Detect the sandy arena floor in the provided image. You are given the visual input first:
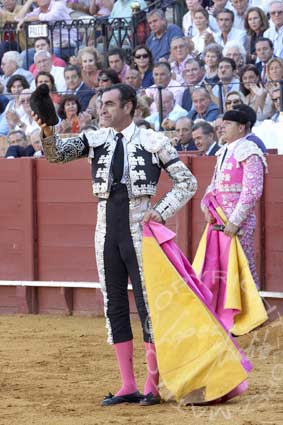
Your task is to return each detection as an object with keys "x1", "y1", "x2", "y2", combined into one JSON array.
[{"x1": 0, "y1": 314, "x2": 282, "y2": 425}]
